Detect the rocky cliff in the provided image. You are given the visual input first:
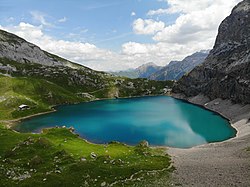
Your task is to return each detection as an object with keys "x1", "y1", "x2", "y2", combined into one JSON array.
[
  {"x1": 0, "y1": 30, "x2": 83, "y2": 69},
  {"x1": 173, "y1": 0, "x2": 250, "y2": 104},
  {"x1": 149, "y1": 50, "x2": 209, "y2": 81}
]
